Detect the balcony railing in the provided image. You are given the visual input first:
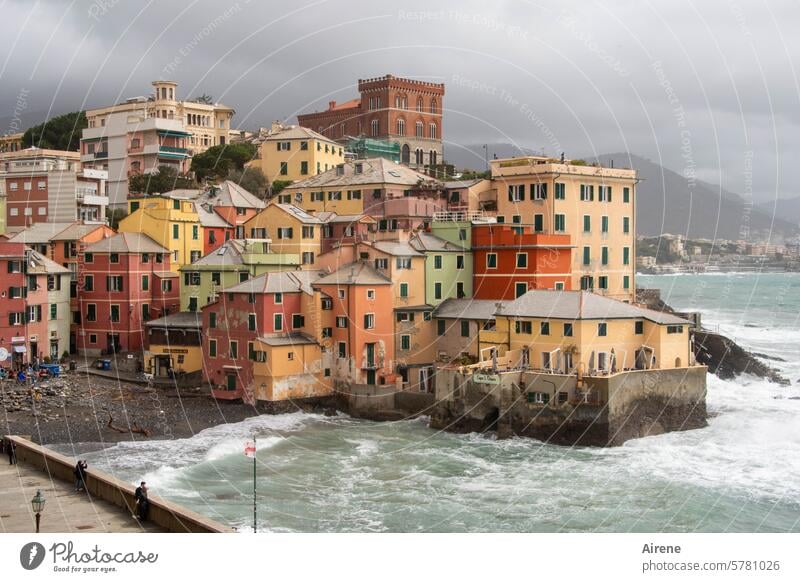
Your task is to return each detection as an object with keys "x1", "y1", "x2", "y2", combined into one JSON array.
[{"x1": 433, "y1": 210, "x2": 486, "y2": 222}]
